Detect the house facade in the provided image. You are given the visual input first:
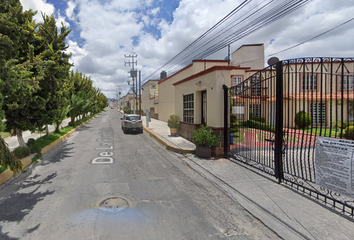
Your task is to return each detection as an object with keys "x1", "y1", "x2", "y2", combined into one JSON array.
[
  {"x1": 141, "y1": 80, "x2": 159, "y2": 118},
  {"x1": 139, "y1": 43, "x2": 354, "y2": 157},
  {"x1": 157, "y1": 59, "x2": 231, "y2": 122},
  {"x1": 231, "y1": 60, "x2": 354, "y2": 129}
]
